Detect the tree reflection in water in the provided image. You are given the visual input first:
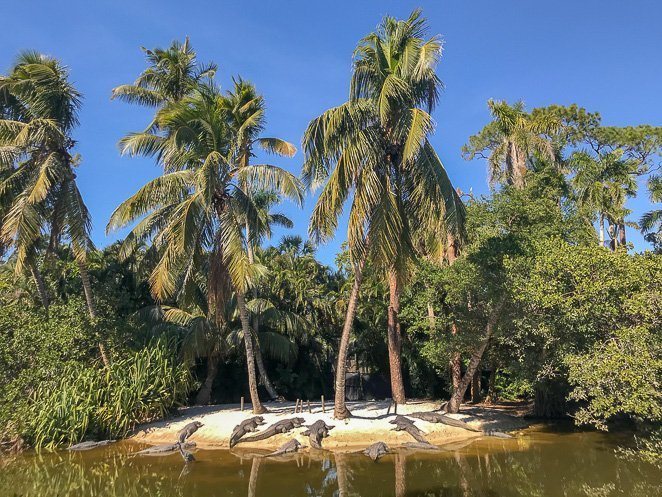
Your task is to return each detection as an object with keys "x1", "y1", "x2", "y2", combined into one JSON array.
[{"x1": 0, "y1": 433, "x2": 660, "y2": 497}]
